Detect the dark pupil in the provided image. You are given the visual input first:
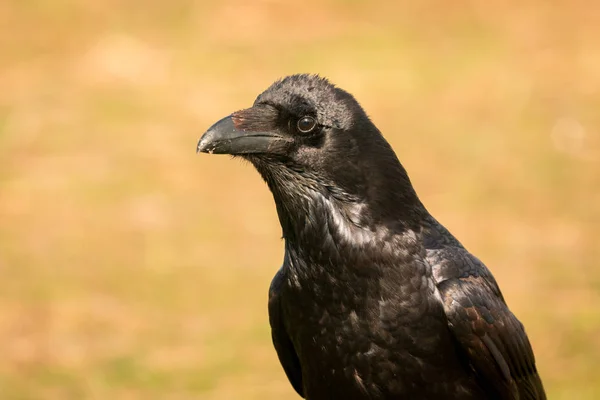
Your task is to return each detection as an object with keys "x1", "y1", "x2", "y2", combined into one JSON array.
[{"x1": 298, "y1": 117, "x2": 315, "y2": 132}]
